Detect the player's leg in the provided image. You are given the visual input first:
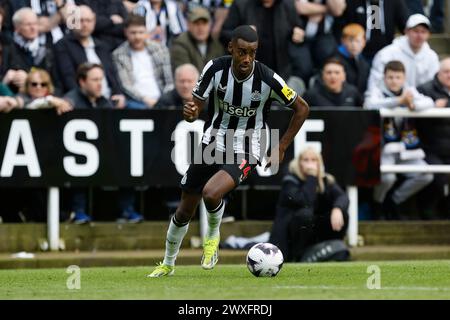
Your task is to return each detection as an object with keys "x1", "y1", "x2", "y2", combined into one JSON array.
[
  {"x1": 148, "y1": 191, "x2": 202, "y2": 277},
  {"x1": 200, "y1": 170, "x2": 236, "y2": 269},
  {"x1": 200, "y1": 157, "x2": 256, "y2": 269}
]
